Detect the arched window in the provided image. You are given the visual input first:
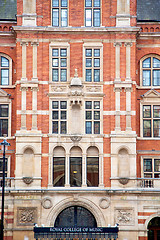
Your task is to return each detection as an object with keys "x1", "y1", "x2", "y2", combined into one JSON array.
[
  {"x1": 53, "y1": 146, "x2": 65, "y2": 187},
  {"x1": 0, "y1": 55, "x2": 12, "y2": 85},
  {"x1": 54, "y1": 206, "x2": 97, "y2": 227},
  {"x1": 87, "y1": 146, "x2": 99, "y2": 187},
  {"x1": 148, "y1": 217, "x2": 160, "y2": 240},
  {"x1": 70, "y1": 147, "x2": 82, "y2": 187},
  {"x1": 141, "y1": 55, "x2": 160, "y2": 86}
]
